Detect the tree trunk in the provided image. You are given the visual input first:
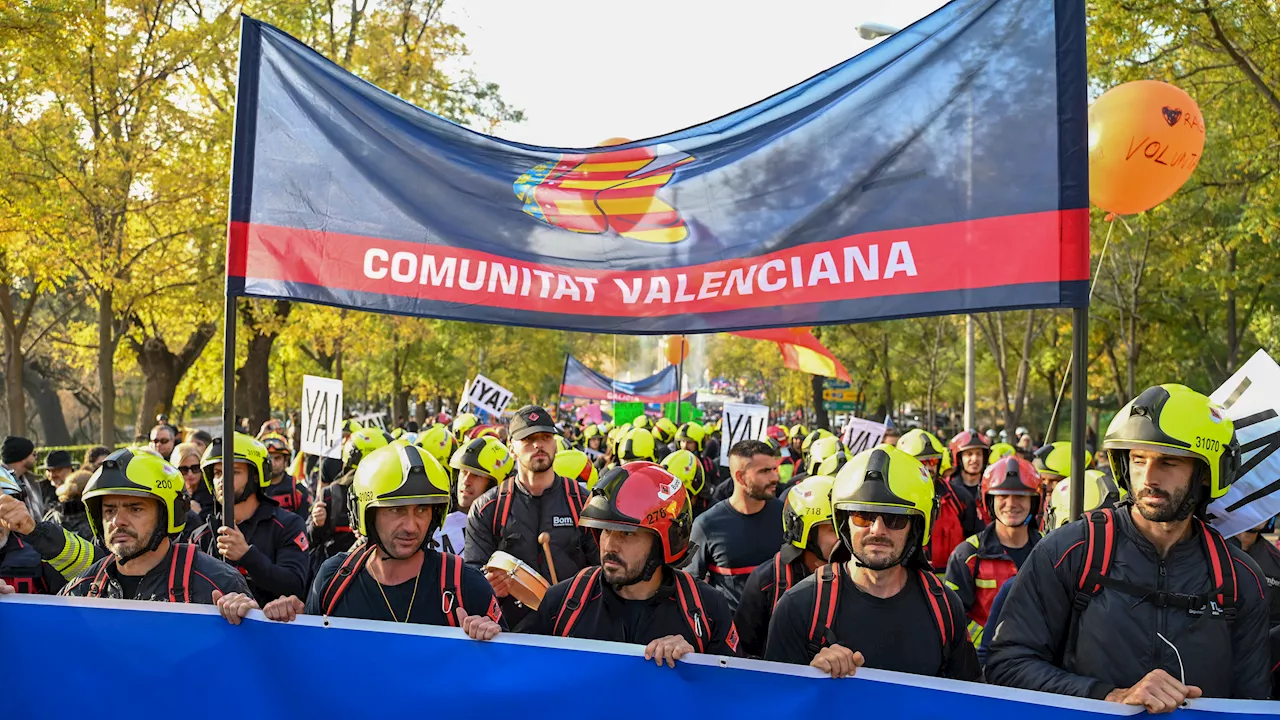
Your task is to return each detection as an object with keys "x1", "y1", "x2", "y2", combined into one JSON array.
[
  {"x1": 0, "y1": 288, "x2": 36, "y2": 438},
  {"x1": 131, "y1": 323, "x2": 217, "y2": 432},
  {"x1": 22, "y1": 360, "x2": 71, "y2": 446},
  {"x1": 1007, "y1": 310, "x2": 1037, "y2": 431},
  {"x1": 98, "y1": 290, "x2": 117, "y2": 445},
  {"x1": 414, "y1": 395, "x2": 428, "y2": 426},
  {"x1": 235, "y1": 301, "x2": 292, "y2": 431},
  {"x1": 3, "y1": 323, "x2": 23, "y2": 438},
  {"x1": 811, "y1": 373, "x2": 829, "y2": 430}
]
